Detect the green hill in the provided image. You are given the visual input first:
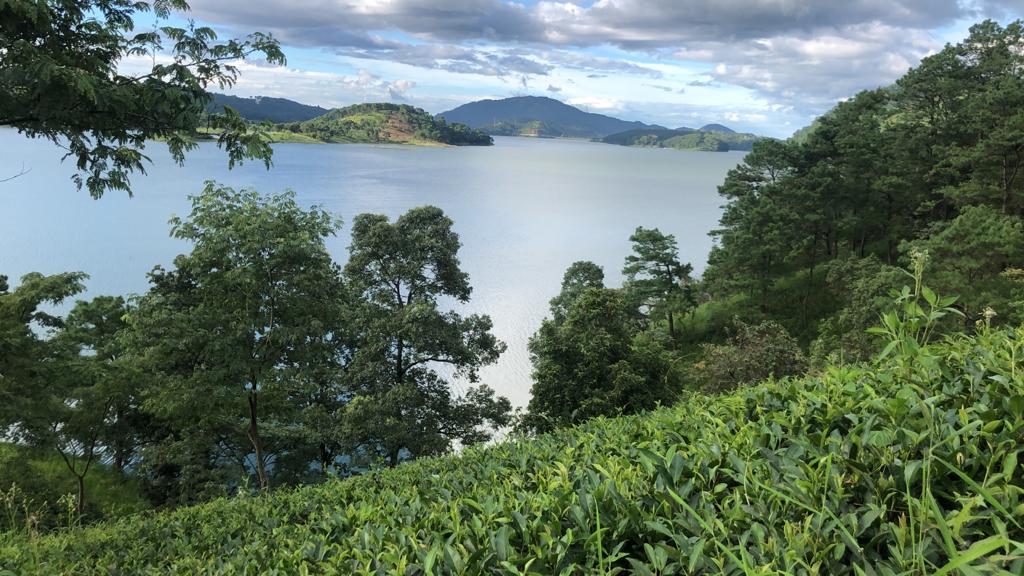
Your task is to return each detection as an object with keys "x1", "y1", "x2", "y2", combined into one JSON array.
[
  {"x1": 438, "y1": 96, "x2": 665, "y2": 138},
  {"x1": 4, "y1": 325, "x2": 1022, "y2": 574},
  {"x1": 601, "y1": 127, "x2": 761, "y2": 151},
  {"x1": 206, "y1": 94, "x2": 329, "y2": 123},
  {"x1": 275, "y1": 103, "x2": 493, "y2": 146}
]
